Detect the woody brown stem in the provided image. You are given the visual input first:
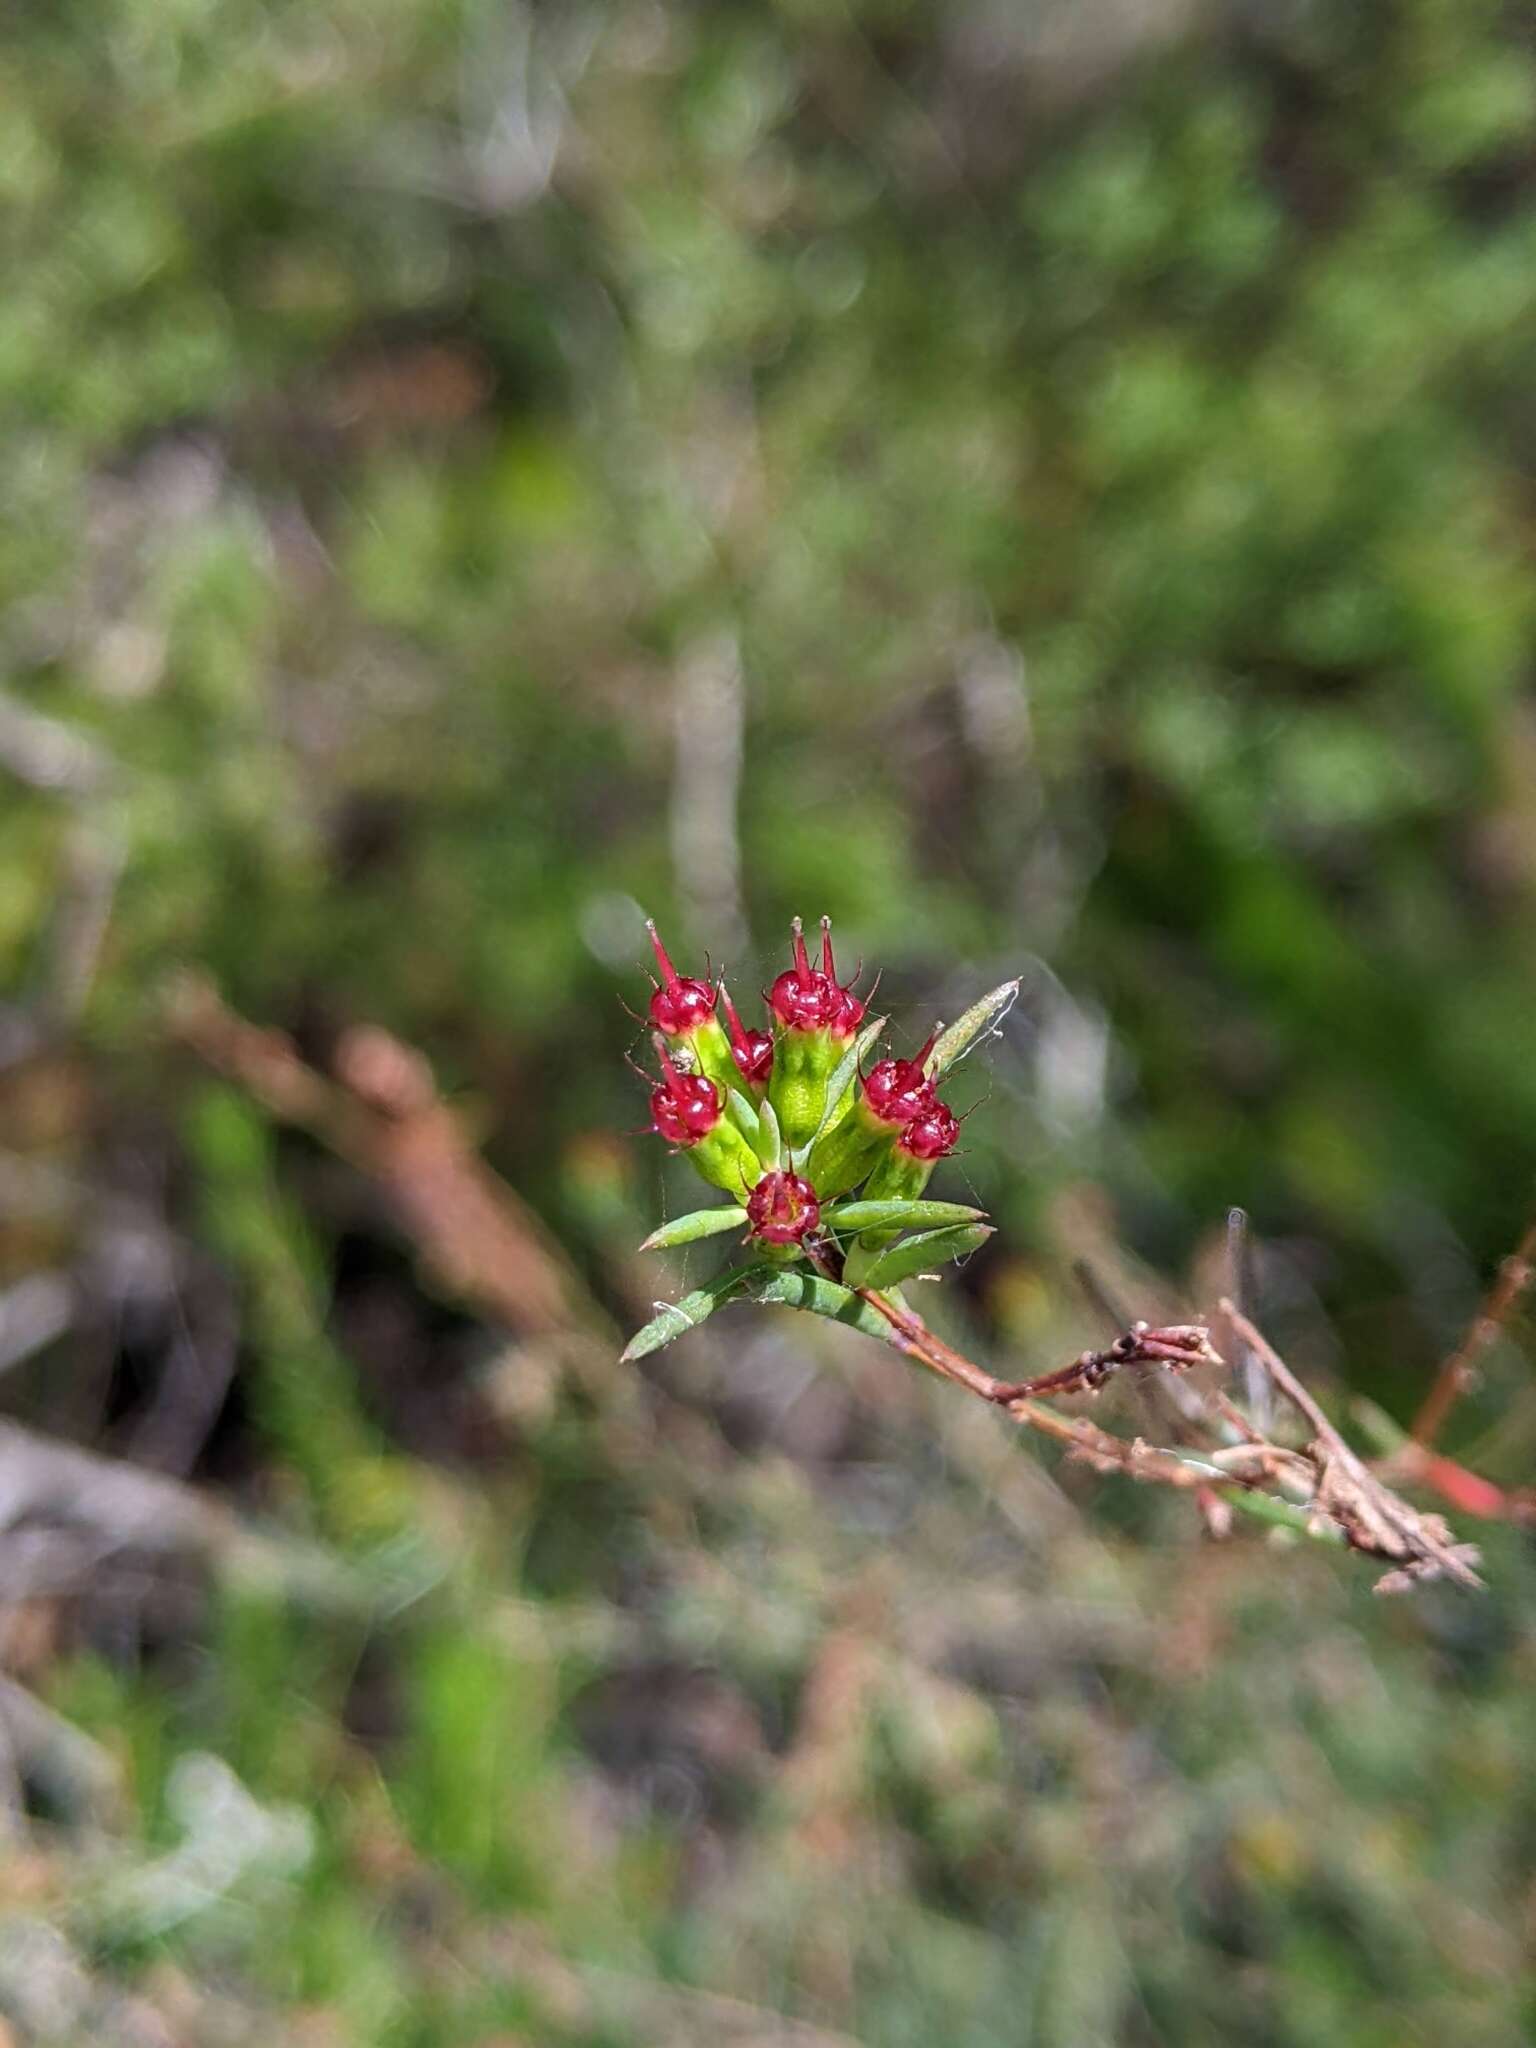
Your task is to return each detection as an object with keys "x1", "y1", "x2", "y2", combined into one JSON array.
[
  {"x1": 855, "y1": 1290, "x2": 1213, "y2": 1481},
  {"x1": 853, "y1": 1287, "x2": 1484, "y2": 1589}
]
